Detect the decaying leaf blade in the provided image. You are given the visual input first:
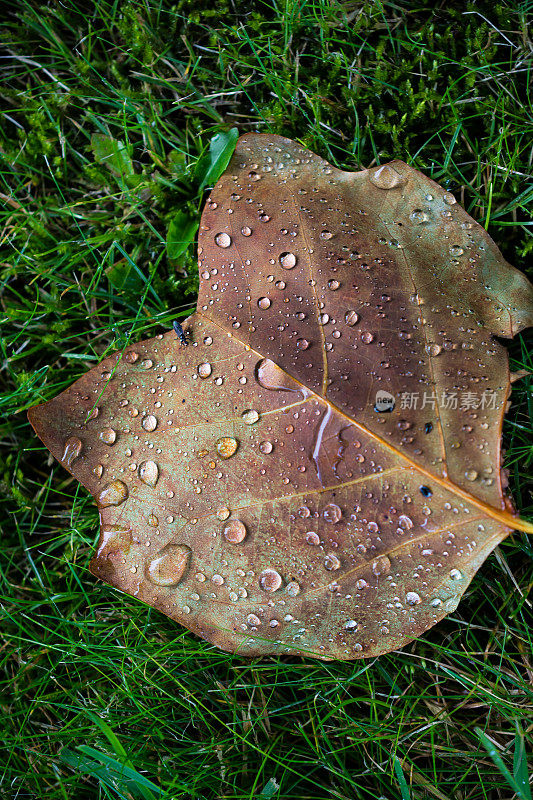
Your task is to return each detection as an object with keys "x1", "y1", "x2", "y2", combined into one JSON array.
[{"x1": 28, "y1": 134, "x2": 533, "y2": 660}]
